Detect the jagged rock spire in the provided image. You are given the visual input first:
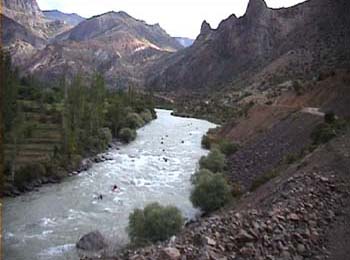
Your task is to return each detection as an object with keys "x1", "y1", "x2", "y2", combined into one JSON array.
[
  {"x1": 200, "y1": 20, "x2": 212, "y2": 35},
  {"x1": 245, "y1": 0, "x2": 268, "y2": 16}
]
